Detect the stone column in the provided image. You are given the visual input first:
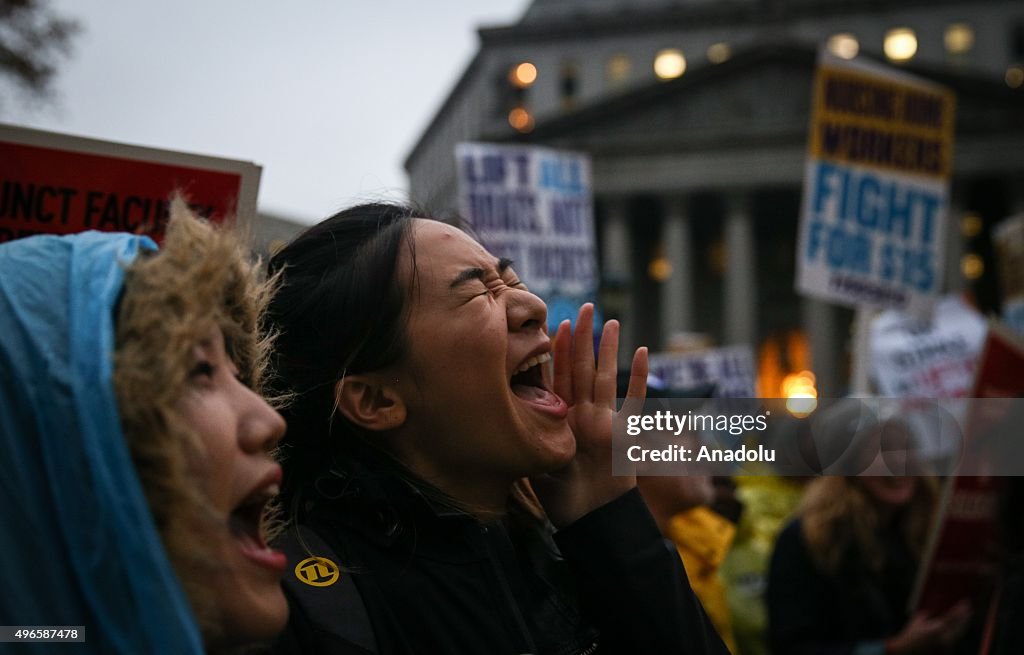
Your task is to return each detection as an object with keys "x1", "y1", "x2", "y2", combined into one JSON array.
[
  {"x1": 661, "y1": 196, "x2": 695, "y2": 344},
  {"x1": 801, "y1": 297, "x2": 839, "y2": 398},
  {"x1": 601, "y1": 197, "x2": 635, "y2": 357},
  {"x1": 724, "y1": 193, "x2": 756, "y2": 348},
  {"x1": 944, "y1": 194, "x2": 966, "y2": 294}
]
